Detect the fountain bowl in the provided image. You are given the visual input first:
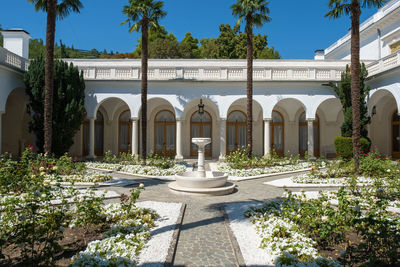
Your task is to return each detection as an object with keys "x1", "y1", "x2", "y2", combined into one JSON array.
[
  {"x1": 169, "y1": 171, "x2": 235, "y2": 196},
  {"x1": 174, "y1": 171, "x2": 228, "y2": 188}
]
